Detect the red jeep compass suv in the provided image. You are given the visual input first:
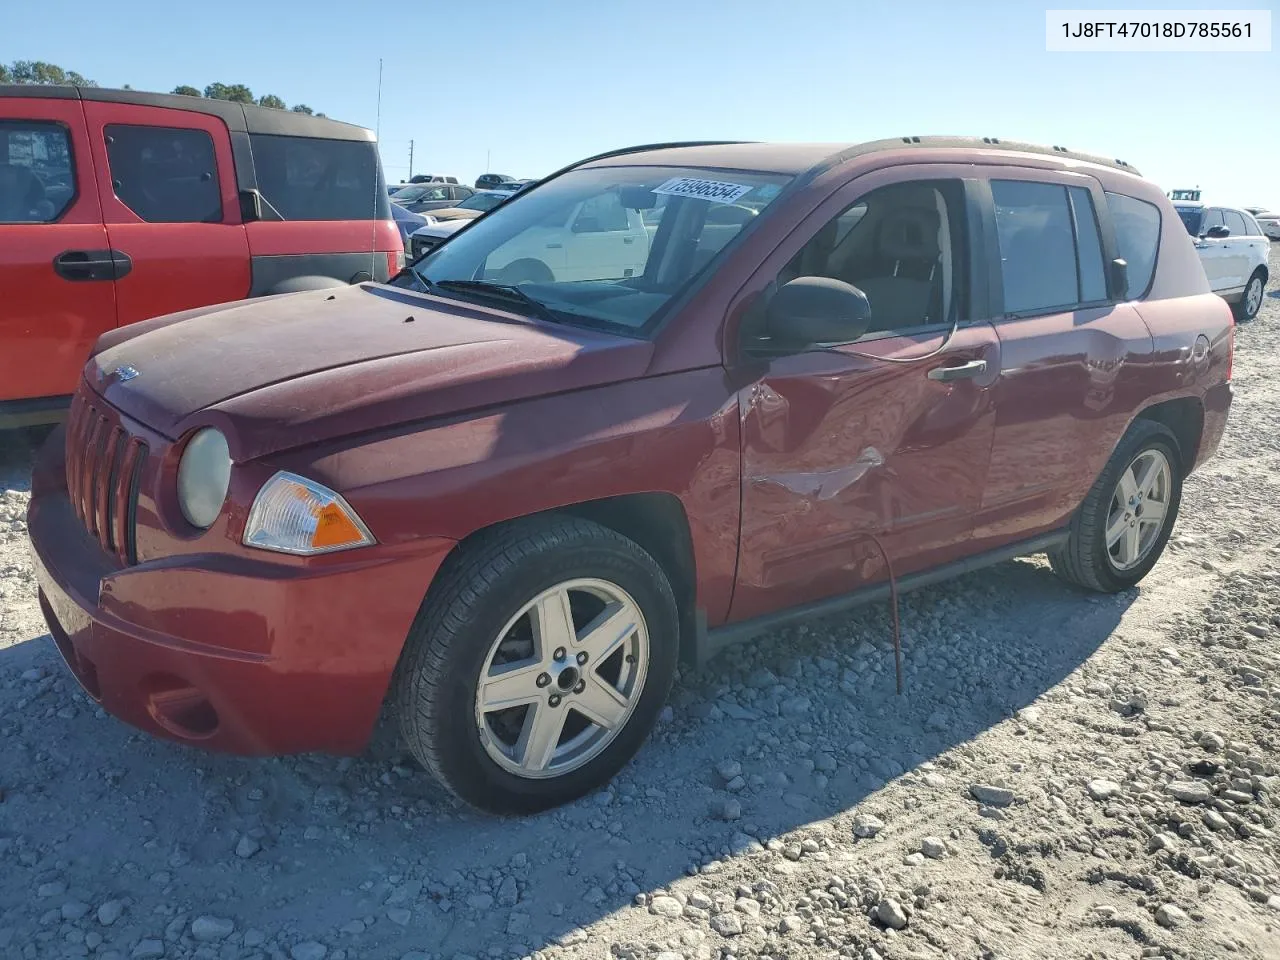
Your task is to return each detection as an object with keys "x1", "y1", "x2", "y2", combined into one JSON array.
[
  {"x1": 0, "y1": 85, "x2": 401, "y2": 428},
  {"x1": 28, "y1": 138, "x2": 1233, "y2": 814}
]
